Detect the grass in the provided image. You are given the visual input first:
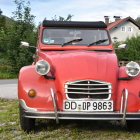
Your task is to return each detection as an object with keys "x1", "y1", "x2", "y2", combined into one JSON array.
[
  {"x1": 0, "y1": 54, "x2": 17, "y2": 79},
  {"x1": 1, "y1": 99, "x2": 140, "y2": 140},
  {"x1": 0, "y1": 69, "x2": 17, "y2": 79}
]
